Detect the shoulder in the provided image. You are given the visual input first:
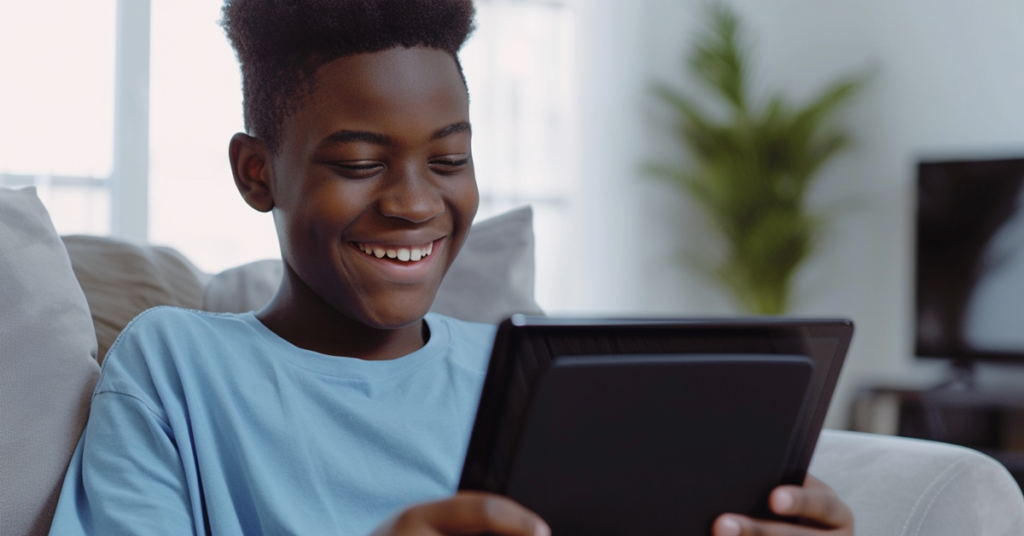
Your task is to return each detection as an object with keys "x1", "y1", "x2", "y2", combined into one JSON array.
[
  {"x1": 96, "y1": 307, "x2": 257, "y2": 401},
  {"x1": 112, "y1": 306, "x2": 251, "y2": 342},
  {"x1": 428, "y1": 312, "x2": 498, "y2": 344},
  {"x1": 106, "y1": 306, "x2": 264, "y2": 360},
  {"x1": 104, "y1": 306, "x2": 261, "y2": 367},
  {"x1": 425, "y1": 313, "x2": 497, "y2": 372}
]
